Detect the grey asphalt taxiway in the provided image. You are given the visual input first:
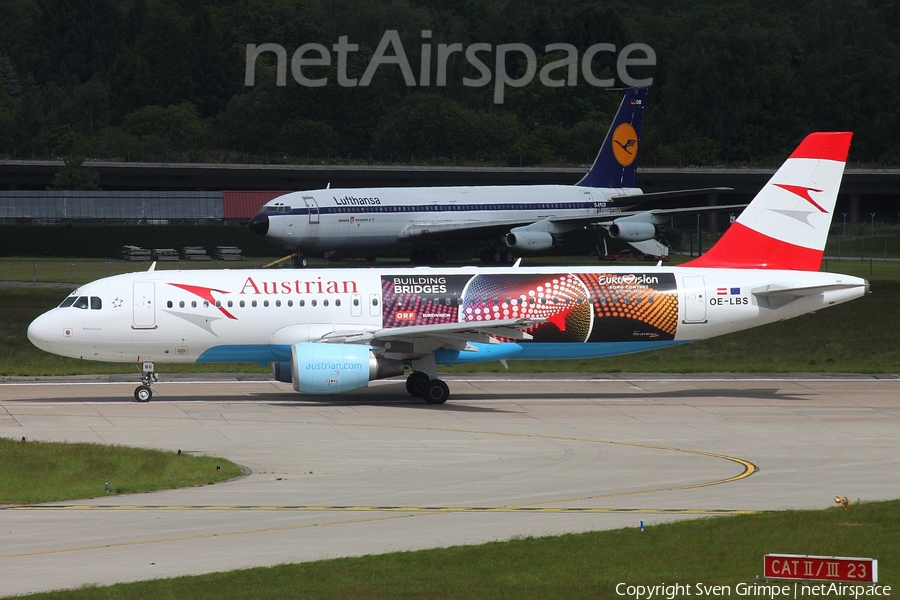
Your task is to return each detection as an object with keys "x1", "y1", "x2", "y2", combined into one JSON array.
[{"x1": 1, "y1": 373, "x2": 899, "y2": 597}]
